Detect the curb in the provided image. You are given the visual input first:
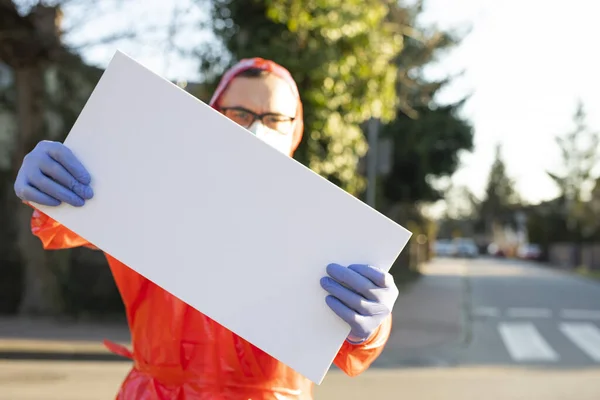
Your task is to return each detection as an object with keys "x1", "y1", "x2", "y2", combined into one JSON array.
[
  {"x1": 0, "y1": 339, "x2": 131, "y2": 362},
  {"x1": 0, "y1": 351, "x2": 129, "y2": 362}
]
